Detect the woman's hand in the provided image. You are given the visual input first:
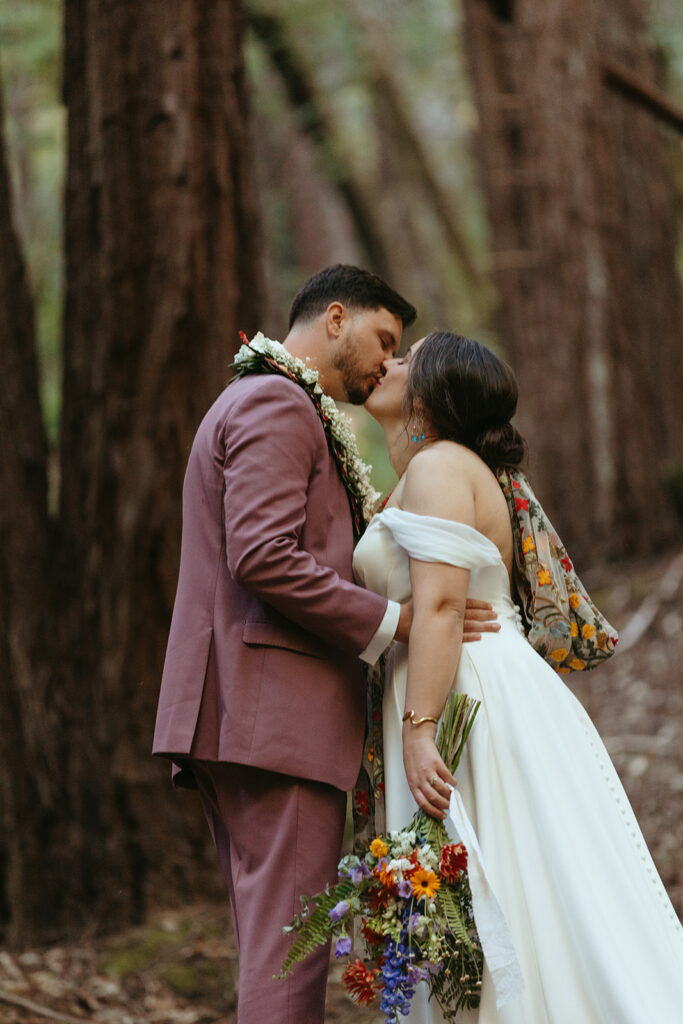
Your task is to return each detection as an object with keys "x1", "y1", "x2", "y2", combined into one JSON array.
[{"x1": 403, "y1": 726, "x2": 456, "y2": 819}]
